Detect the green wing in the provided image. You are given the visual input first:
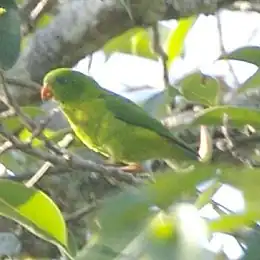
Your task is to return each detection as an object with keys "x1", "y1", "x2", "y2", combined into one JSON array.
[{"x1": 99, "y1": 91, "x2": 197, "y2": 155}]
